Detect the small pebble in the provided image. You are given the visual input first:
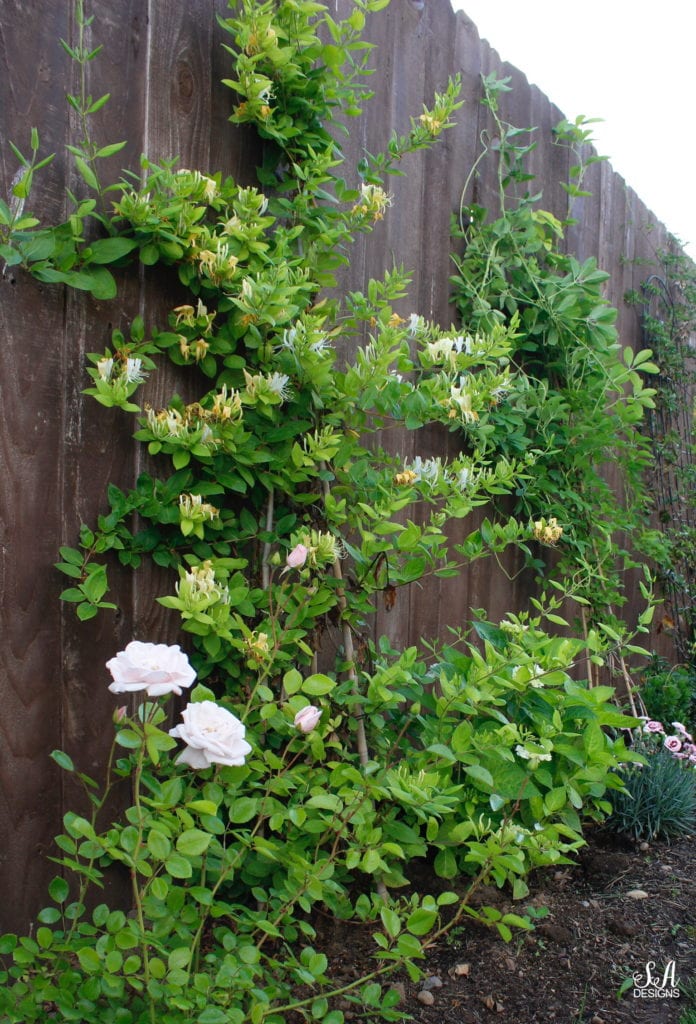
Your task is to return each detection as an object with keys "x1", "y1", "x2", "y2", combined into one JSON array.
[
  {"x1": 422, "y1": 974, "x2": 443, "y2": 990},
  {"x1": 626, "y1": 889, "x2": 649, "y2": 899},
  {"x1": 417, "y1": 989, "x2": 435, "y2": 1006},
  {"x1": 639, "y1": 841, "x2": 650, "y2": 852}
]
